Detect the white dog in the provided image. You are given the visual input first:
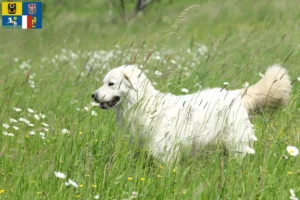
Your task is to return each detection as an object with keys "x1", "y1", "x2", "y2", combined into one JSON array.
[{"x1": 92, "y1": 64, "x2": 291, "y2": 162}]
